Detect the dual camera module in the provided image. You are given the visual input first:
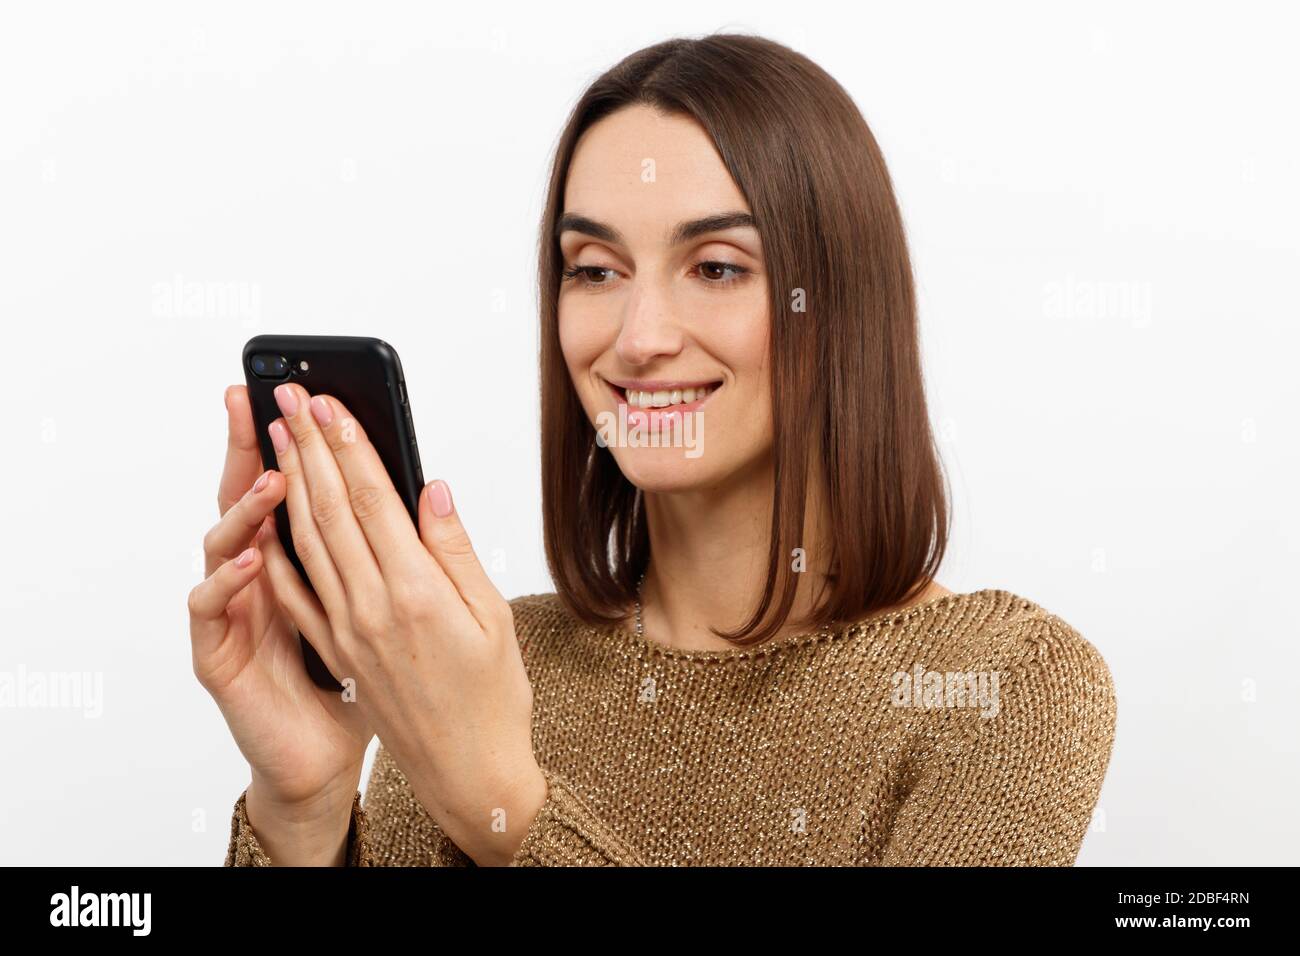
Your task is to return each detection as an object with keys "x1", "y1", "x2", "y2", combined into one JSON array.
[{"x1": 249, "y1": 353, "x2": 309, "y2": 381}]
